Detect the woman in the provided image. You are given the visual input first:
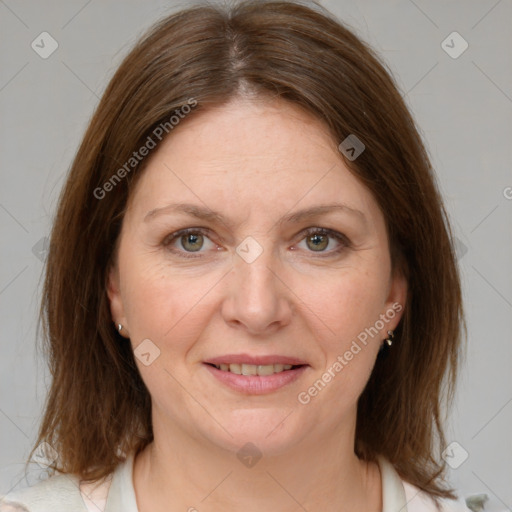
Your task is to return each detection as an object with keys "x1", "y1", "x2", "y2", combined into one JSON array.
[{"x1": 1, "y1": 1, "x2": 470, "y2": 511}]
